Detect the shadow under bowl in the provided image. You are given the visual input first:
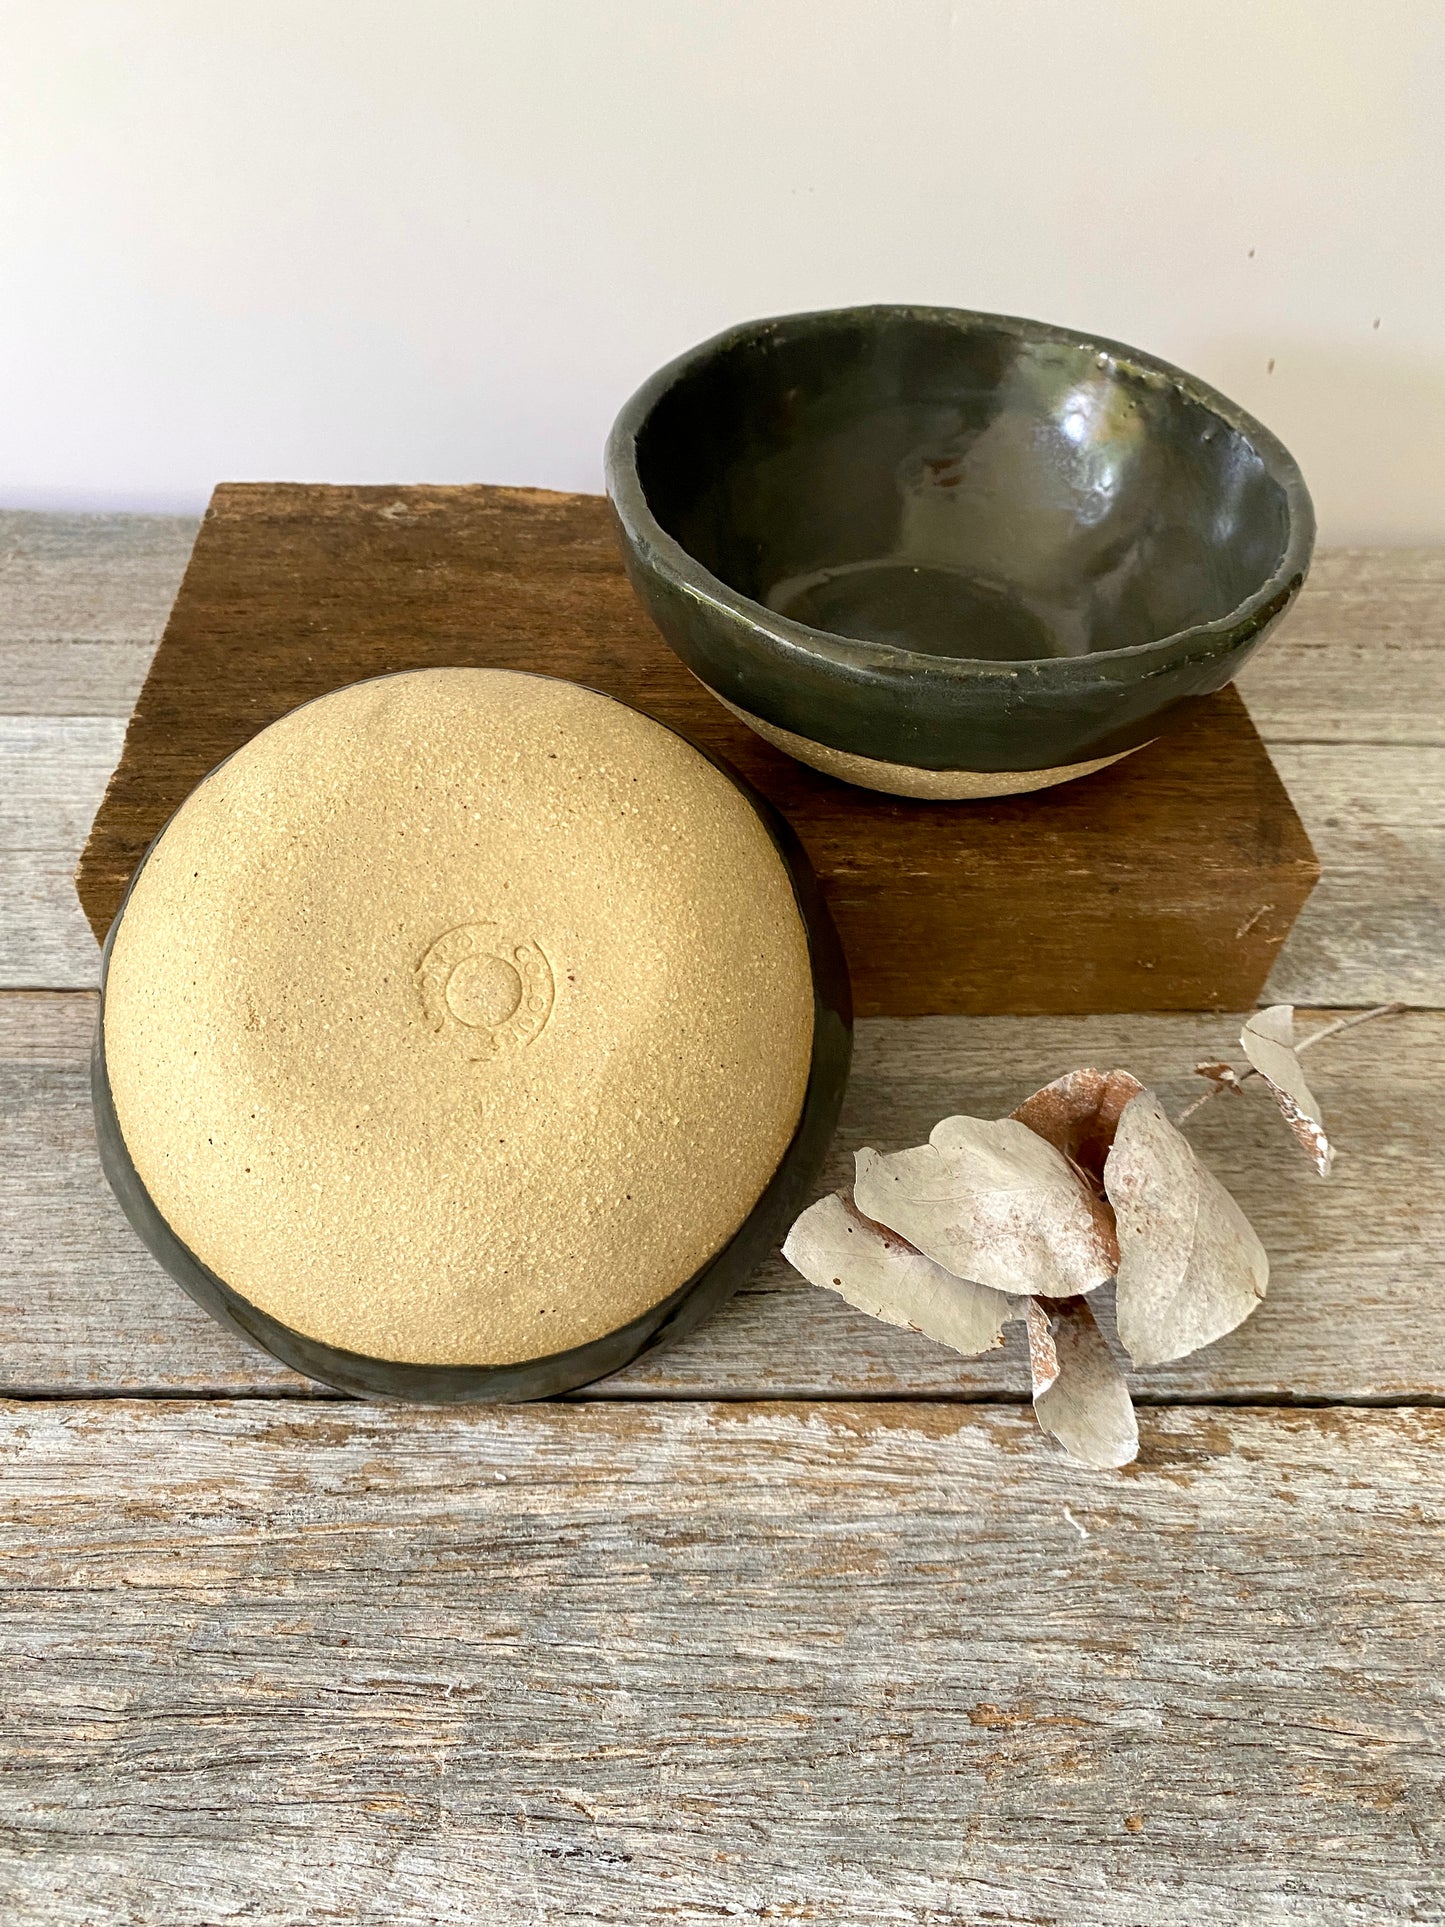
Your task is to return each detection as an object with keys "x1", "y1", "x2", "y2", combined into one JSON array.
[{"x1": 606, "y1": 306, "x2": 1314, "y2": 797}]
